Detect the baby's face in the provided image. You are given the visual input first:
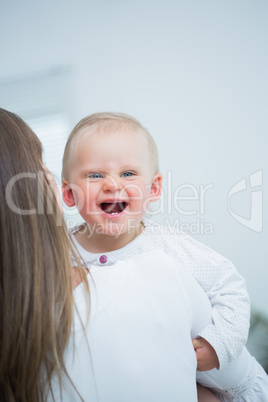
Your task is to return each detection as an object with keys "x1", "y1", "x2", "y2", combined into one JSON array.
[{"x1": 63, "y1": 126, "x2": 160, "y2": 237}]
